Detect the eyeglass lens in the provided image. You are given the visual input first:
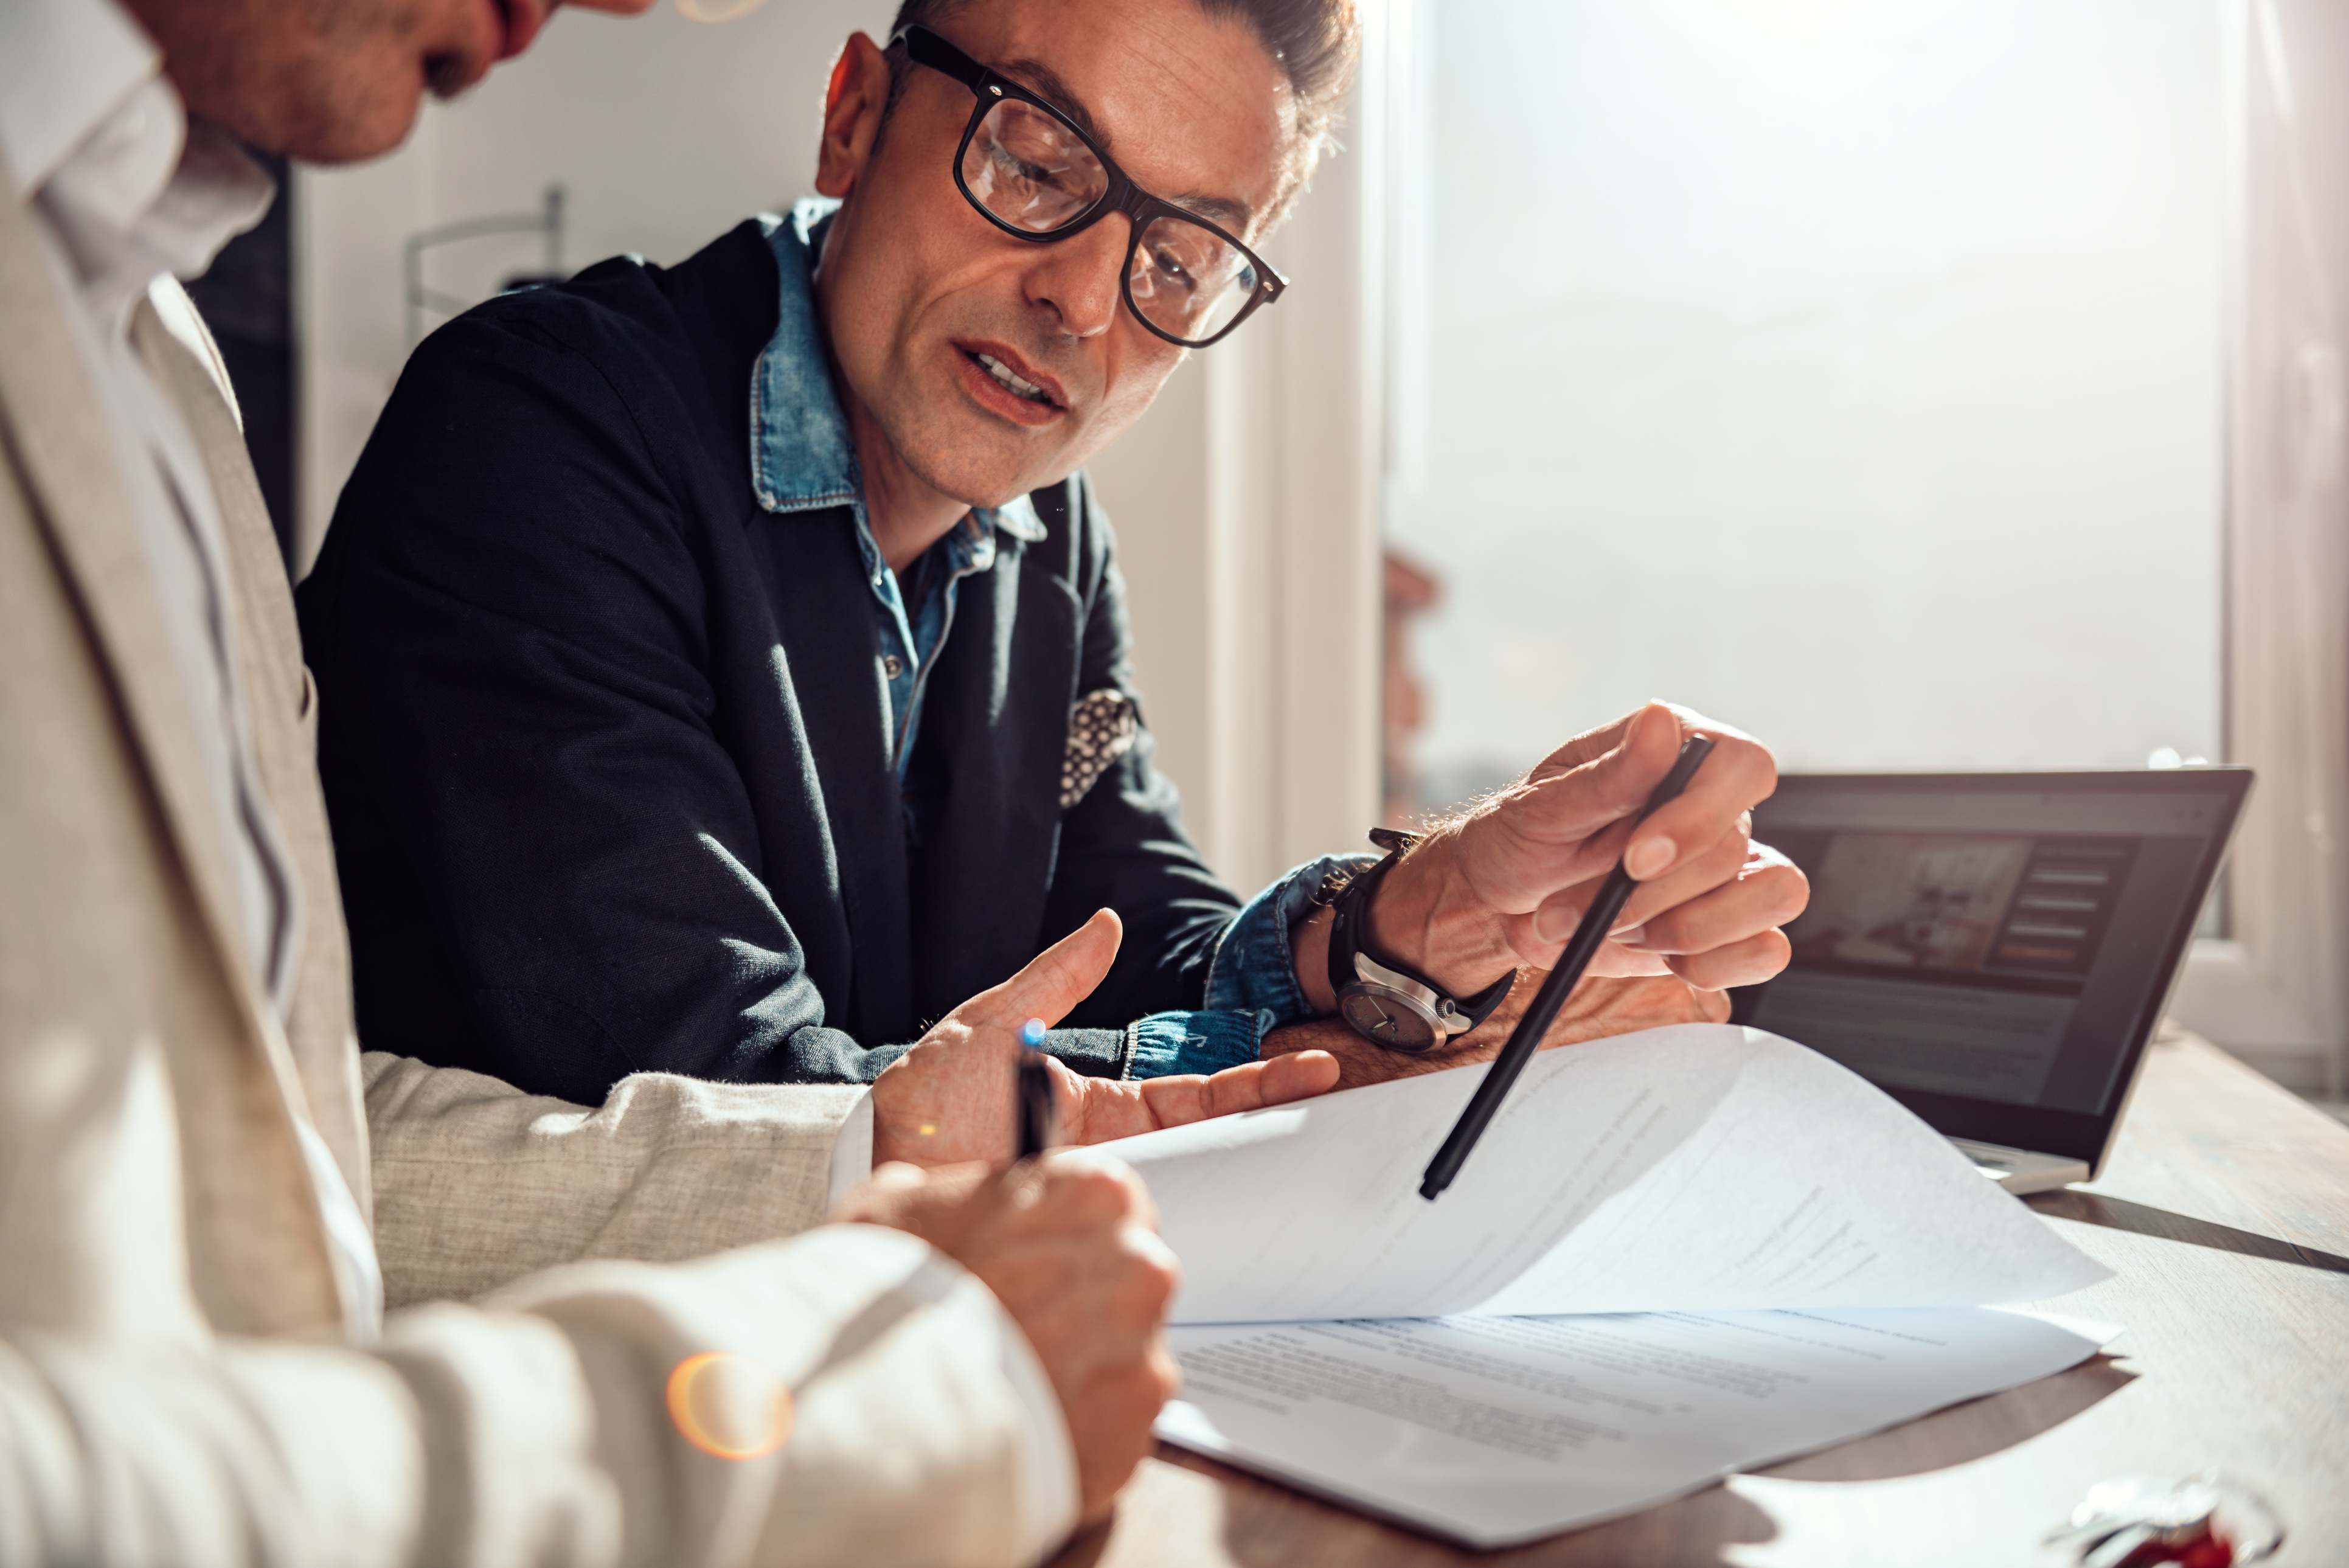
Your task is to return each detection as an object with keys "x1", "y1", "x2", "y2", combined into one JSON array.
[{"x1": 961, "y1": 97, "x2": 1263, "y2": 345}]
